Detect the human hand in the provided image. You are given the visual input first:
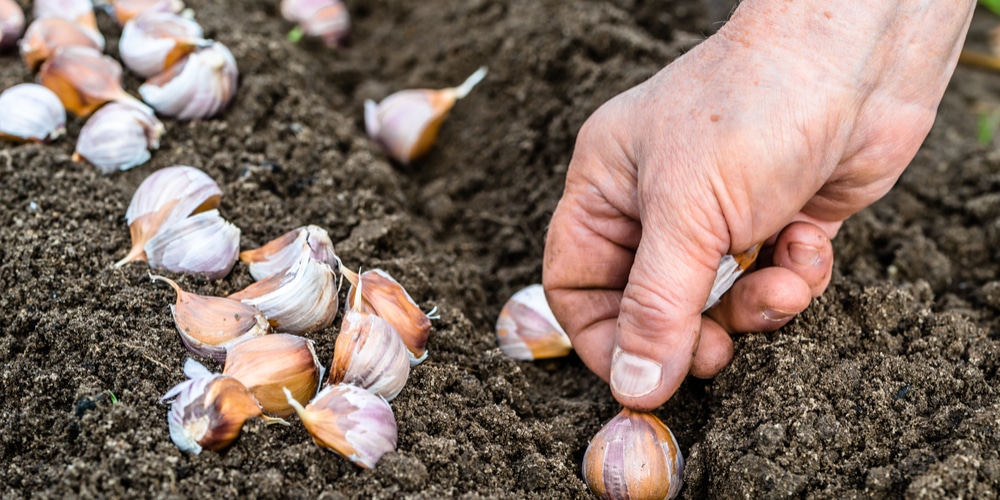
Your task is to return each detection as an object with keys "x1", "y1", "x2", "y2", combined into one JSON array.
[{"x1": 543, "y1": 0, "x2": 975, "y2": 411}]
